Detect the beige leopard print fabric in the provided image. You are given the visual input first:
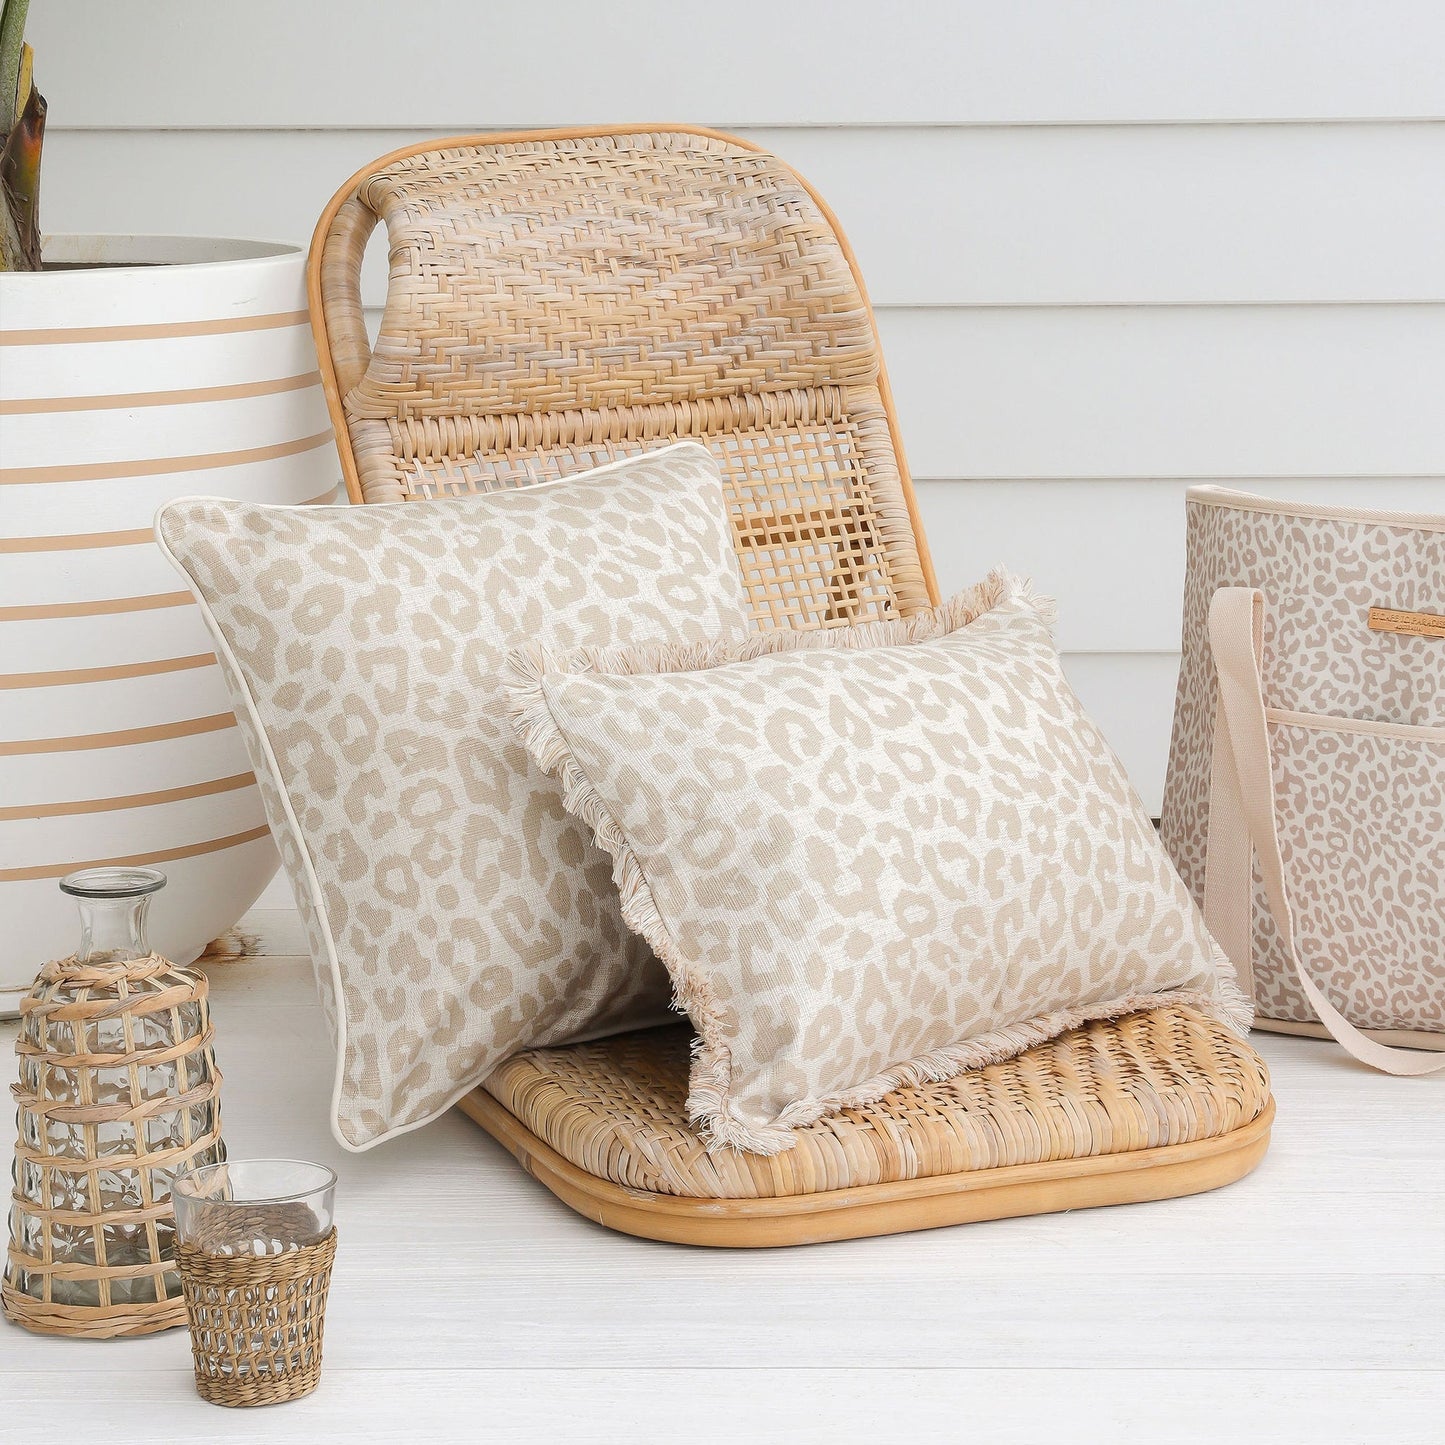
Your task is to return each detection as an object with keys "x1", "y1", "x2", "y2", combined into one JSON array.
[
  {"x1": 155, "y1": 442, "x2": 753, "y2": 1148},
  {"x1": 509, "y1": 572, "x2": 1251, "y2": 1155},
  {"x1": 1161, "y1": 488, "x2": 1445, "y2": 1034},
  {"x1": 1266, "y1": 719, "x2": 1445, "y2": 1032}
]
